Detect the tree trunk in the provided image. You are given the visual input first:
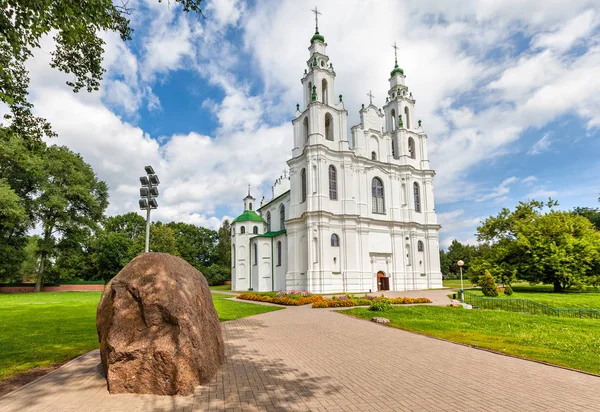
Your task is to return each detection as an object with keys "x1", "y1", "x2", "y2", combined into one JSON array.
[
  {"x1": 553, "y1": 280, "x2": 562, "y2": 293},
  {"x1": 35, "y1": 252, "x2": 45, "y2": 293}
]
